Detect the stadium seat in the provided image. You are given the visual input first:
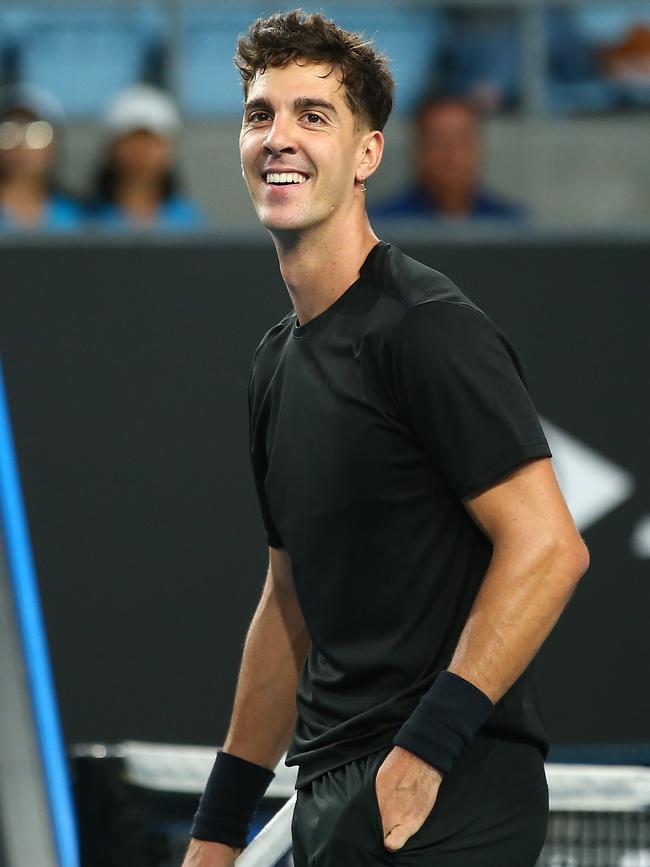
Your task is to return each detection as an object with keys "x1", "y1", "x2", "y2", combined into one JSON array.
[
  {"x1": 435, "y1": 9, "x2": 521, "y2": 110},
  {"x1": 180, "y1": 4, "x2": 446, "y2": 116},
  {"x1": 318, "y1": 5, "x2": 447, "y2": 113},
  {"x1": 1, "y1": 4, "x2": 165, "y2": 116},
  {"x1": 180, "y1": 5, "x2": 264, "y2": 116},
  {"x1": 546, "y1": 6, "x2": 650, "y2": 114}
]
